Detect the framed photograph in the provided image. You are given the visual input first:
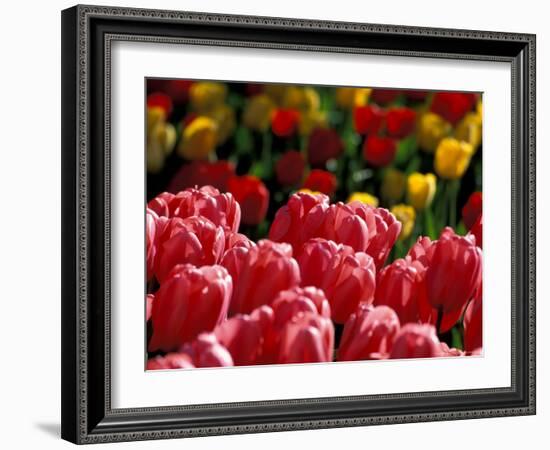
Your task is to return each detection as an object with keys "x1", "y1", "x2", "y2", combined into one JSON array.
[{"x1": 61, "y1": 4, "x2": 536, "y2": 444}]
